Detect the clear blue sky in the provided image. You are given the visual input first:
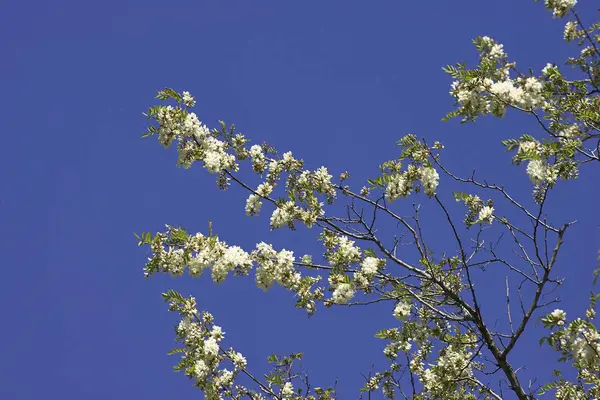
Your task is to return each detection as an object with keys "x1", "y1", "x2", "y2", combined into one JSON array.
[{"x1": 2, "y1": 0, "x2": 599, "y2": 398}]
